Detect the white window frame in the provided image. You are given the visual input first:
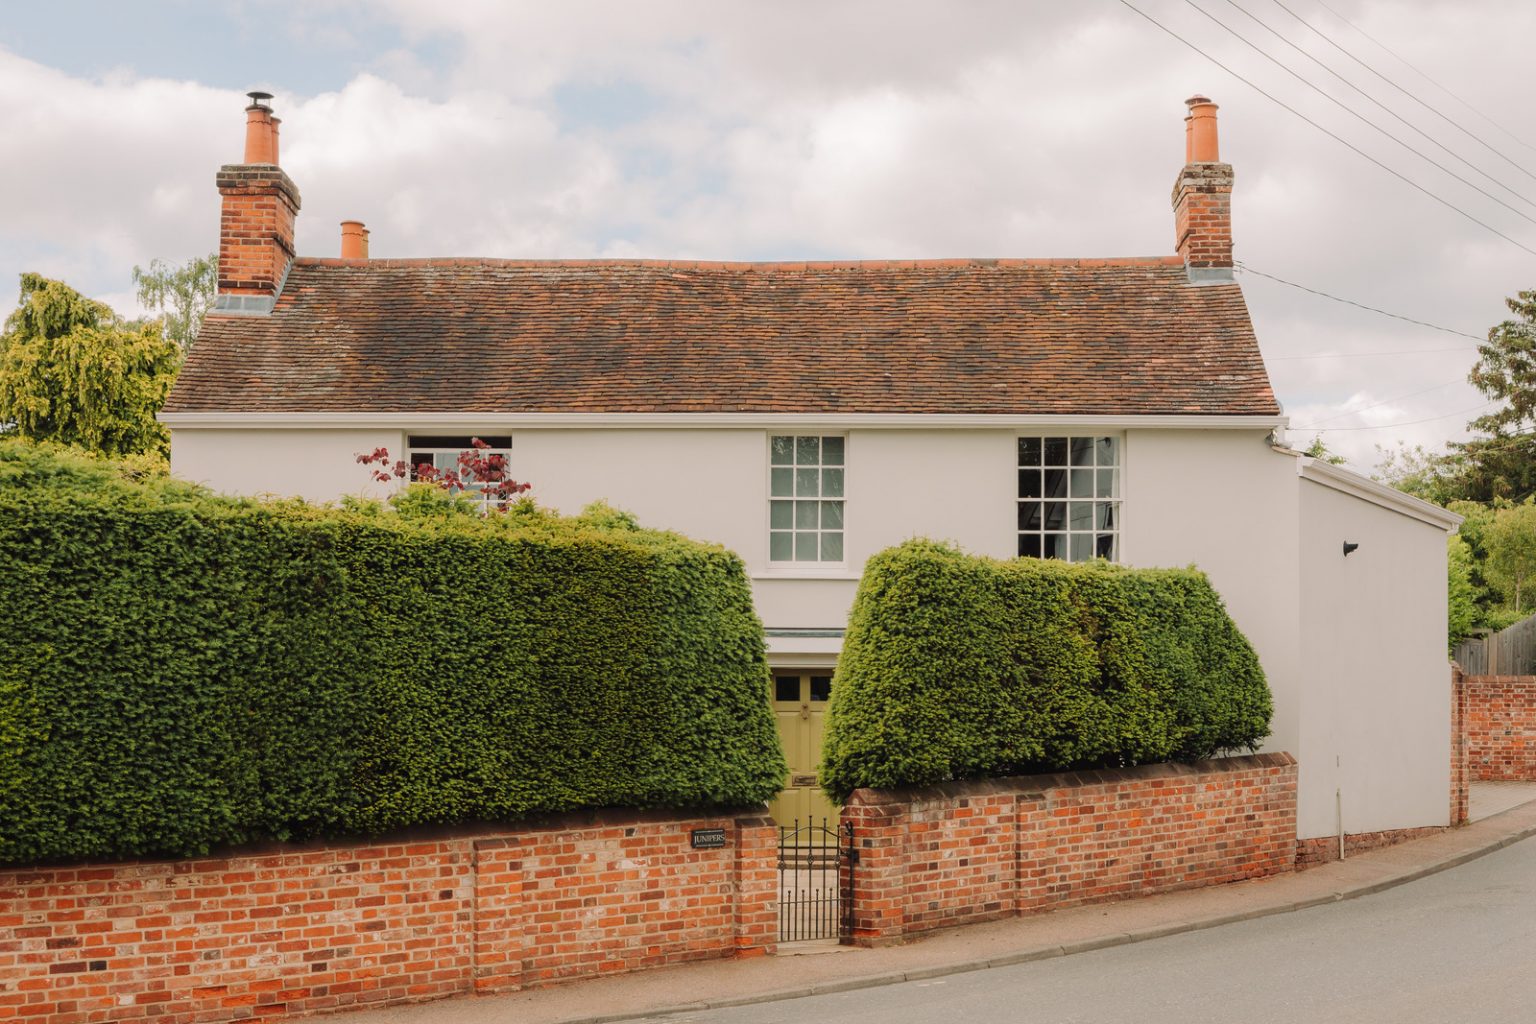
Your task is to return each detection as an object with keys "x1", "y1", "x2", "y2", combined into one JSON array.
[
  {"x1": 766, "y1": 433, "x2": 848, "y2": 568},
  {"x1": 1016, "y1": 434, "x2": 1122, "y2": 562},
  {"x1": 405, "y1": 434, "x2": 515, "y2": 506}
]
